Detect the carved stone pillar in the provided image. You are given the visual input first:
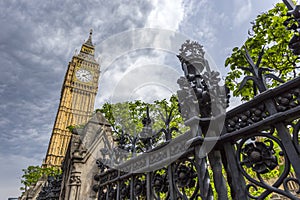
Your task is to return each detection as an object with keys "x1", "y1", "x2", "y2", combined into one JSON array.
[{"x1": 68, "y1": 173, "x2": 82, "y2": 200}]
